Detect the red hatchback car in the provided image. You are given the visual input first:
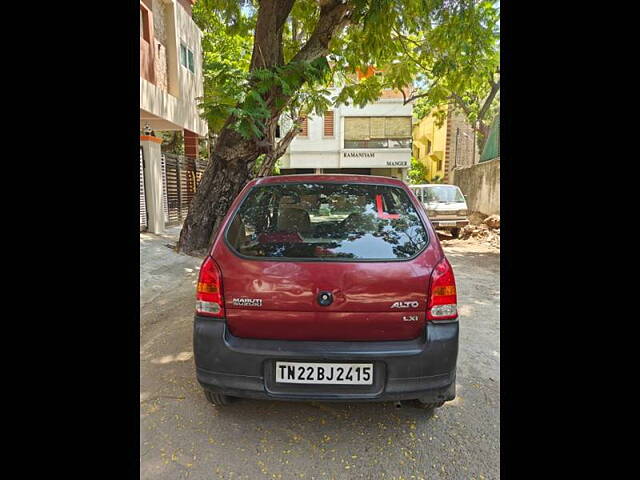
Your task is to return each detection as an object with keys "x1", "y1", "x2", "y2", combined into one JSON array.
[{"x1": 193, "y1": 175, "x2": 458, "y2": 410}]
